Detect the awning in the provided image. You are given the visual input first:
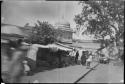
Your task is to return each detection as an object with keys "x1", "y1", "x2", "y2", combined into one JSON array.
[
  {"x1": 55, "y1": 42, "x2": 73, "y2": 49},
  {"x1": 48, "y1": 44, "x2": 72, "y2": 51},
  {"x1": 67, "y1": 42, "x2": 101, "y2": 50},
  {"x1": 31, "y1": 44, "x2": 73, "y2": 51}
]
